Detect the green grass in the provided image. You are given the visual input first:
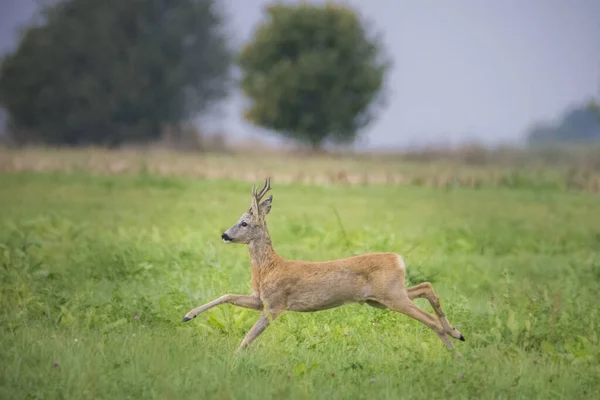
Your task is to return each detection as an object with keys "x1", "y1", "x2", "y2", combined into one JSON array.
[{"x1": 1, "y1": 171, "x2": 599, "y2": 399}]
